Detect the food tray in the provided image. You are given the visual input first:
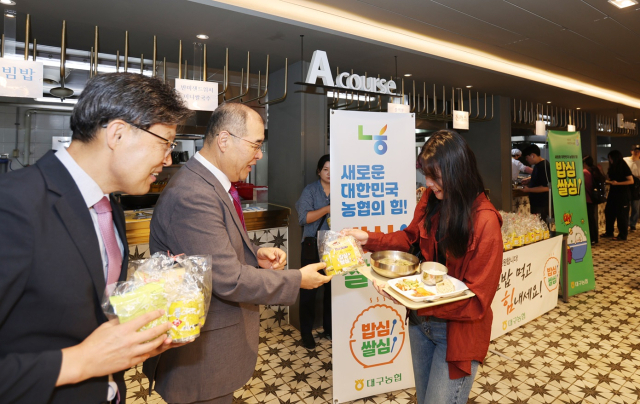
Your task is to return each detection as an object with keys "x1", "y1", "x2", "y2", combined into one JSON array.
[
  {"x1": 388, "y1": 274, "x2": 468, "y2": 302},
  {"x1": 358, "y1": 265, "x2": 475, "y2": 310}
]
